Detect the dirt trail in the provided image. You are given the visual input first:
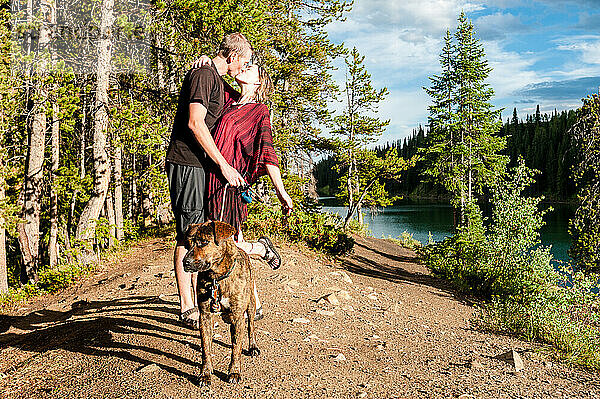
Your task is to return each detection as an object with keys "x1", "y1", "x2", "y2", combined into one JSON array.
[{"x1": 1, "y1": 235, "x2": 598, "y2": 399}]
